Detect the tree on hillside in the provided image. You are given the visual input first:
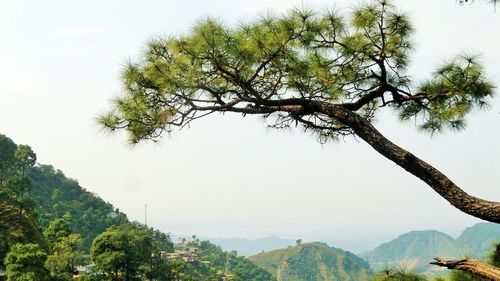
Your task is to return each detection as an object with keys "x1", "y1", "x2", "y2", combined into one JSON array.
[
  {"x1": 44, "y1": 219, "x2": 83, "y2": 280},
  {"x1": 14, "y1": 145, "x2": 36, "y2": 176},
  {"x1": 4, "y1": 243, "x2": 49, "y2": 281},
  {"x1": 90, "y1": 223, "x2": 152, "y2": 281},
  {"x1": 44, "y1": 218, "x2": 72, "y2": 247},
  {"x1": 0, "y1": 141, "x2": 37, "y2": 214},
  {"x1": 99, "y1": 0, "x2": 499, "y2": 279},
  {"x1": 0, "y1": 135, "x2": 17, "y2": 188}
]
